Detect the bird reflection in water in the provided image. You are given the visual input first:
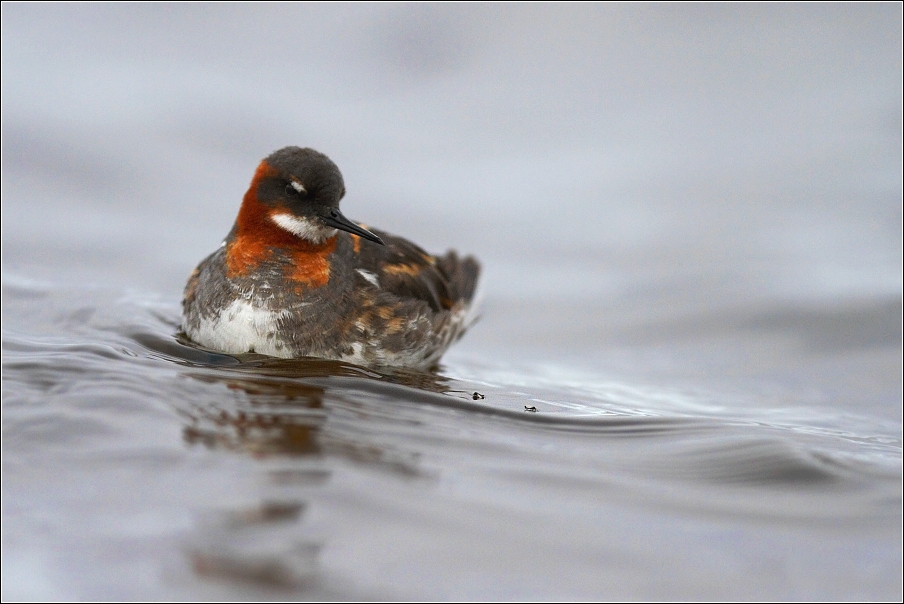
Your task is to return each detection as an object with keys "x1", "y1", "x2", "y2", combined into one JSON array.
[
  {"x1": 182, "y1": 374, "x2": 325, "y2": 456},
  {"x1": 178, "y1": 355, "x2": 450, "y2": 468},
  {"x1": 176, "y1": 356, "x2": 450, "y2": 589}
]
